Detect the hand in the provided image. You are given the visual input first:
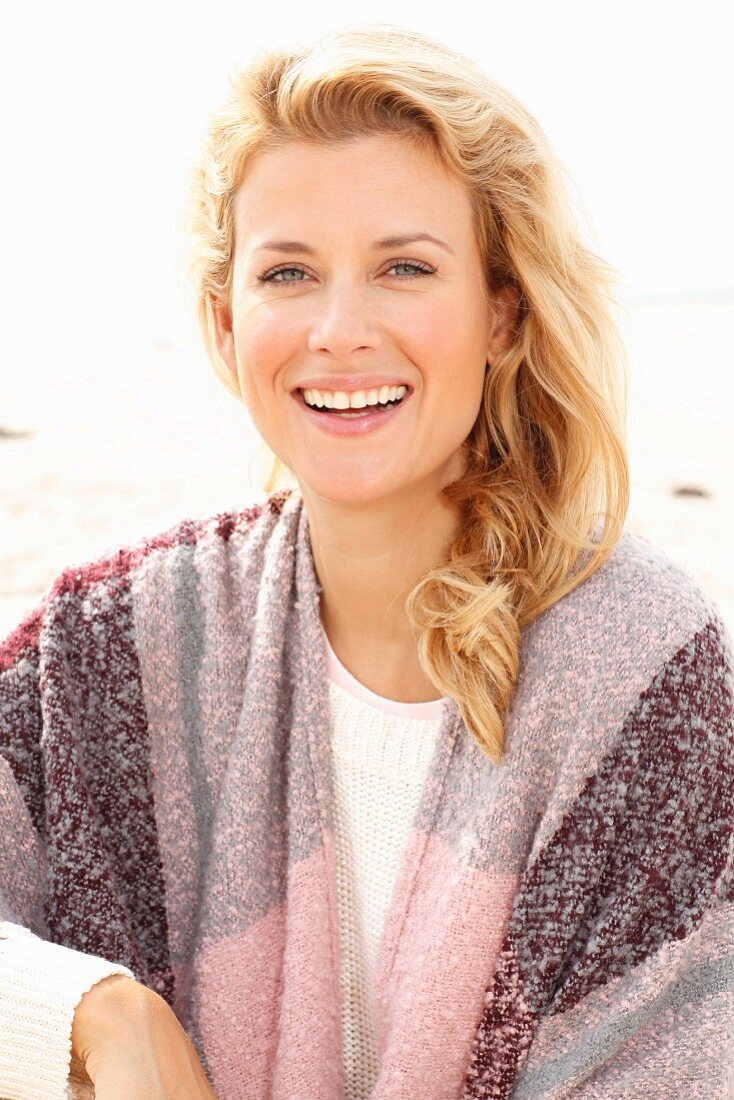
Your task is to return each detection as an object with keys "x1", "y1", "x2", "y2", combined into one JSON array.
[{"x1": 71, "y1": 973, "x2": 218, "y2": 1099}]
